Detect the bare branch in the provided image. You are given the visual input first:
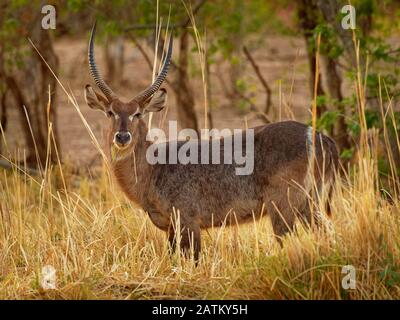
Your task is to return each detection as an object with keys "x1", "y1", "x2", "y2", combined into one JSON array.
[
  {"x1": 243, "y1": 46, "x2": 273, "y2": 115},
  {"x1": 235, "y1": 89, "x2": 271, "y2": 124},
  {"x1": 126, "y1": 33, "x2": 174, "y2": 87}
]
